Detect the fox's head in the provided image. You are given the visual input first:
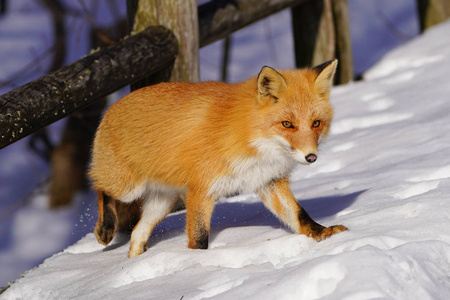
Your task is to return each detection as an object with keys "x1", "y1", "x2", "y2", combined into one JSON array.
[{"x1": 253, "y1": 59, "x2": 337, "y2": 165}]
